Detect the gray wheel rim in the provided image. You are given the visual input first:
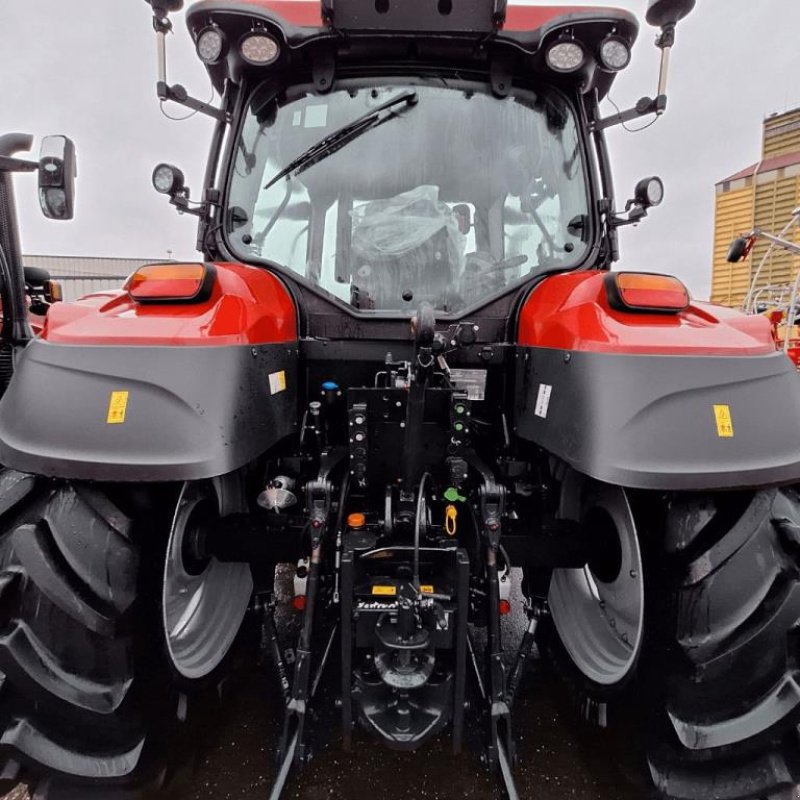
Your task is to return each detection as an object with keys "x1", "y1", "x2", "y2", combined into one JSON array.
[
  {"x1": 549, "y1": 483, "x2": 644, "y2": 687},
  {"x1": 163, "y1": 482, "x2": 253, "y2": 680}
]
